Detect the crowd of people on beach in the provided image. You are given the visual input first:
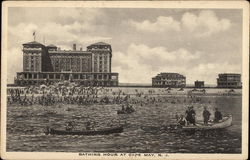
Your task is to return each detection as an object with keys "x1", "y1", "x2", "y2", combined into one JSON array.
[
  {"x1": 7, "y1": 83, "x2": 209, "y2": 107},
  {"x1": 7, "y1": 88, "x2": 208, "y2": 108}
]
